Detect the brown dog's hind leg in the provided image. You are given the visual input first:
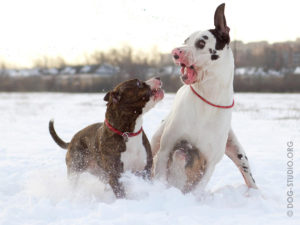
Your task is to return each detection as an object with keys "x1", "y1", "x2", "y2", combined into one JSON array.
[
  {"x1": 225, "y1": 129, "x2": 257, "y2": 189},
  {"x1": 65, "y1": 145, "x2": 90, "y2": 187}
]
